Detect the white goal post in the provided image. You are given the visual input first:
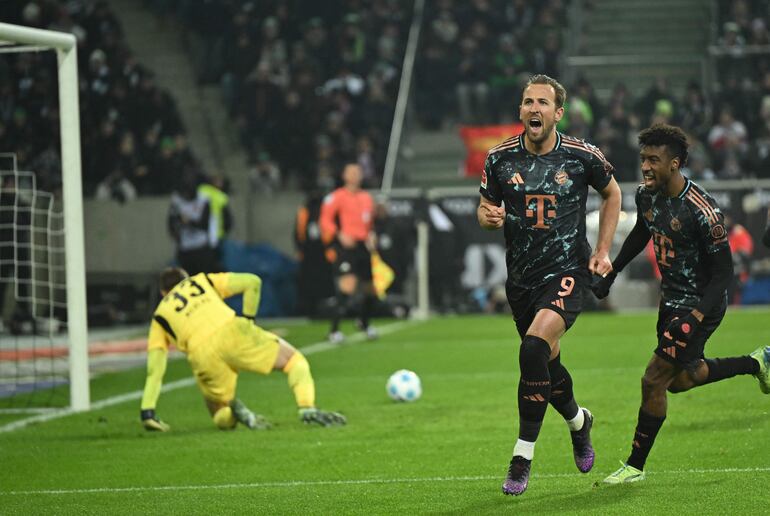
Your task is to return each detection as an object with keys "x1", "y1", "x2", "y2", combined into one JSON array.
[{"x1": 0, "y1": 22, "x2": 89, "y2": 411}]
